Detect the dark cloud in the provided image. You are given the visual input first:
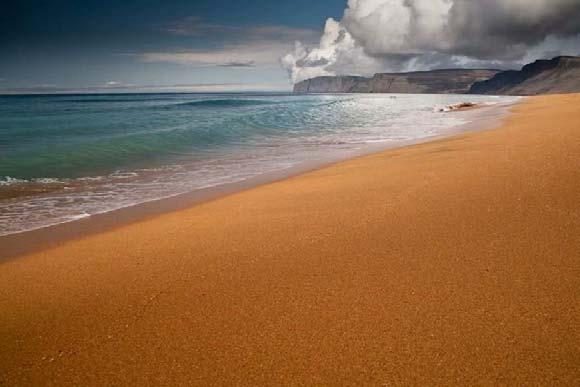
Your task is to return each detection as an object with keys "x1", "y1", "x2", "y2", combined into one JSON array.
[
  {"x1": 218, "y1": 61, "x2": 256, "y2": 67},
  {"x1": 445, "y1": 0, "x2": 580, "y2": 60}
]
